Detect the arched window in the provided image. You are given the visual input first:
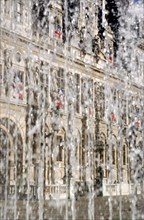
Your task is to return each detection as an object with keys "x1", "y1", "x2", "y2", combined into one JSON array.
[{"x1": 0, "y1": 118, "x2": 23, "y2": 185}]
